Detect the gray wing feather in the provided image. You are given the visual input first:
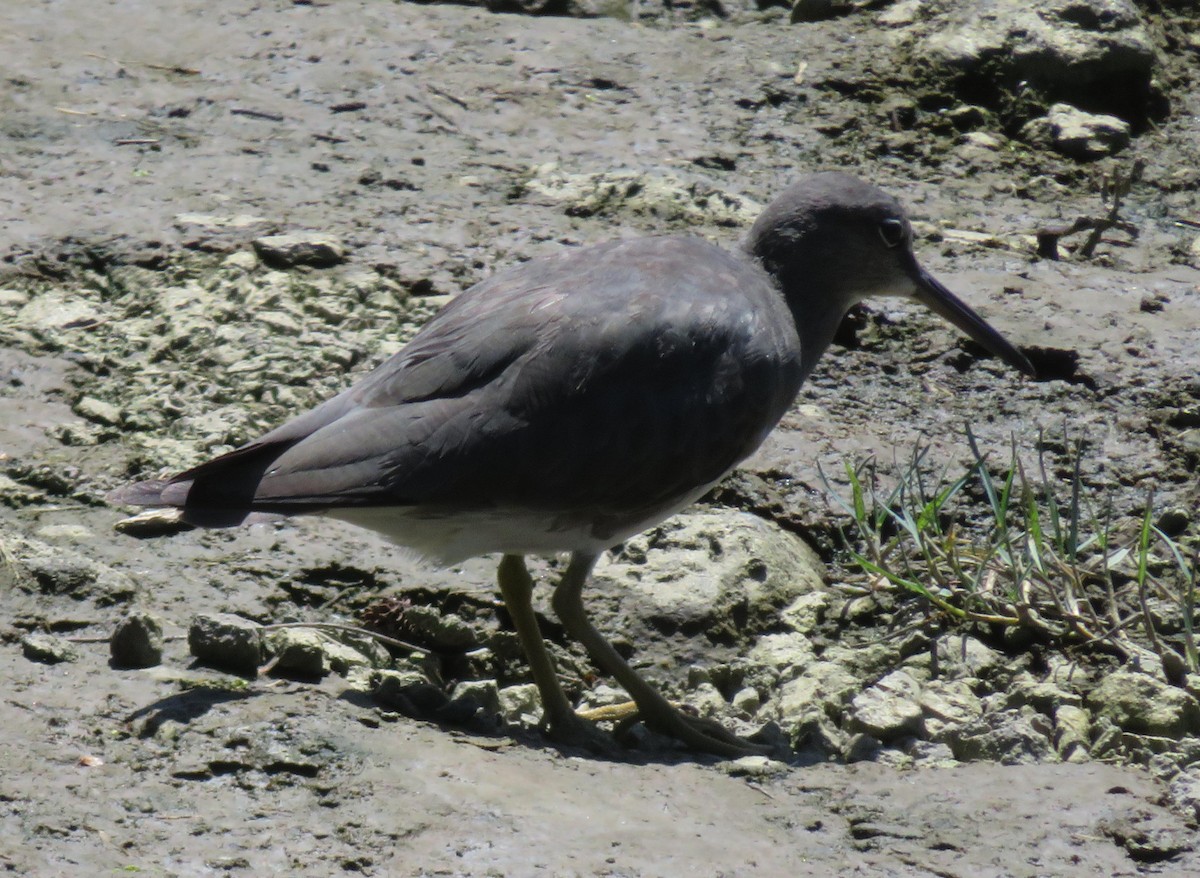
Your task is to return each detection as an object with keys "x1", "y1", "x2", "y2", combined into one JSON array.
[{"x1": 146, "y1": 237, "x2": 803, "y2": 520}]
